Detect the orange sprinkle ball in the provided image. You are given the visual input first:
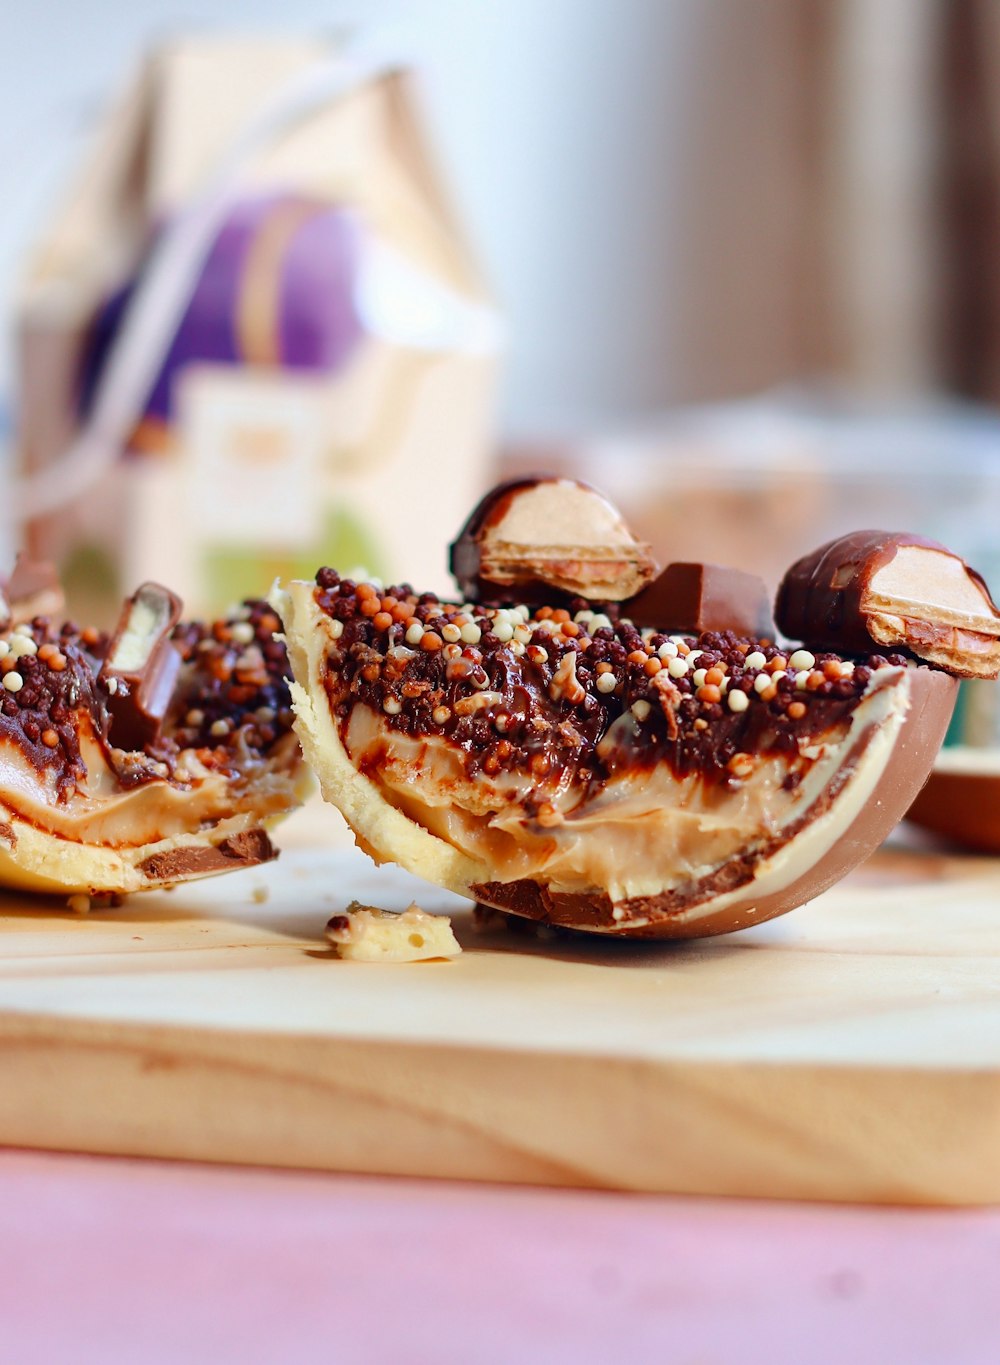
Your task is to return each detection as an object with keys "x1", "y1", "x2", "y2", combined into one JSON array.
[
  {"x1": 537, "y1": 607, "x2": 553, "y2": 620},
  {"x1": 697, "y1": 684, "x2": 722, "y2": 704},
  {"x1": 767, "y1": 655, "x2": 788, "y2": 673},
  {"x1": 359, "y1": 598, "x2": 380, "y2": 617},
  {"x1": 704, "y1": 666, "x2": 726, "y2": 686},
  {"x1": 806, "y1": 670, "x2": 826, "y2": 691},
  {"x1": 787, "y1": 700, "x2": 807, "y2": 720},
  {"x1": 419, "y1": 632, "x2": 443, "y2": 652},
  {"x1": 643, "y1": 656, "x2": 662, "y2": 676},
  {"x1": 37, "y1": 643, "x2": 59, "y2": 662},
  {"x1": 561, "y1": 621, "x2": 580, "y2": 637},
  {"x1": 356, "y1": 583, "x2": 378, "y2": 602},
  {"x1": 41, "y1": 729, "x2": 60, "y2": 749},
  {"x1": 48, "y1": 653, "x2": 67, "y2": 672},
  {"x1": 372, "y1": 611, "x2": 393, "y2": 631},
  {"x1": 391, "y1": 602, "x2": 415, "y2": 623},
  {"x1": 627, "y1": 650, "x2": 647, "y2": 667},
  {"x1": 81, "y1": 627, "x2": 100, "y2": 646}
]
